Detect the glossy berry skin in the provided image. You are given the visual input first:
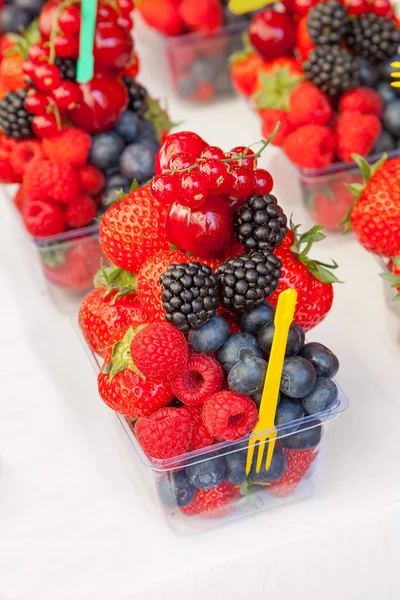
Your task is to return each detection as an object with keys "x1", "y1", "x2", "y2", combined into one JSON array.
[
  {"x1": 249, "y1": 445, "x2": 287, "y2": 483},
  {"x1": 51, "y1": 81, "x2": 80, "y2": 111},
  {"x1": 293, "y1": 0, "x2": 318, "y2": 16},
  {"x1": 238, "y1": 301, "x2": 275, "y2": 335},
  {"x1": 218, "y1": 332, "x2": 262, "y2": 374},
  {"x1": 275, "y1": 397, "x2": 305, "y2": 432},
  {"x1": 151, "y1": 173, "x2": 179, "y2": 205},
  {"x1": 343, "y1": 0, "x2": 371, "y2": 16},
  {"x1": 371, "y1": 0, "x2": 393, "y2": 18},
  {"x1": 201, "y1": 146, "x2": 225, "y2": 161},
  {"x1": 299, "y1": 342, "x2": 339, "y2": 378},
  {"x1": 167, "y1": 195, "x2": 233, "y2": 259},
  {"x1": 198, "y1": 159, "x2": 228, "y2": 195},
  {"x1": 203, "y1": 390, "x2": 259, "y2": 441},
  {"x1": 24, "y1": 91, "x2": 50, "y2": 116},
  {"x1": 155, "y1": 131, "x2": 208, "y2": 174},
  {"x1": 179, "y1": 171, "x2": 207, "y2": 208},
  {"x1": 168, "y1": 152, "x2": 195, "y2": 171},
  {"x1": 227, "y1": 166, "x2": 255, "y2": 199},
  {"x1": 97, "y1": 4, "x2": 120, "y2": 22},
  {"x1": 59, "y1": 6, "x2": 81, "y2": 34},
  {"x1": 229, "y1": 146, "x2": 257, "y2": 169},
  {"x1": 157, "y1": 471, "x2": 196, "y2": 509},
  {"x1": 301, "y1": 378, "x2": 338, "y2": 415},
  {"x1": 258, "y1": 322, "x2": 302, "y2": 357},
  {"x1": 69, "y1": 73, "x2": 128, "y2": 134},
  {"x1": 225, "y1": 451, "x2": 247, "y2": 484},
  {"x1": 281, "y1": 419, "x2": 322, "y2": 450},
  {"x1": 94, "y1": 22, "x2": 134, "y2": 72},
  {"x1": 280, "y1": 356, "x2": 317, "y2": 399},
  {"x1": 186, "y1": 454, "x2": 226, "y2": 489},
  {"x1": 135, "y1": 407, "x2": 192, "y2": 459},
  {"x1": 248, "y1": 10, "x2": 296, "y2": 61},
  {"x1": 31, "y1": 63, "x2": 61, "y2": 93},
  {"x1": 54, "y1": 34, "x2": 79, "y2": 58},
  {"x1": 227, "y1": 356, "x2": 267, "y2": 396},
  {"x1": 254, "y1": 169, "x2": 274, "y2": 194},
  {"x1": 188, "y1": 316, "x2": 230, "y2": 354},
  {"x1": 32, "y1": 114, "x2": 60, "y2": 138},
  {"x1": 38, "y1": 0, "x2": 59, "y2": 40},
  {"x1": 180, "y1": 481, "x2": 240, "y2": 517}
]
